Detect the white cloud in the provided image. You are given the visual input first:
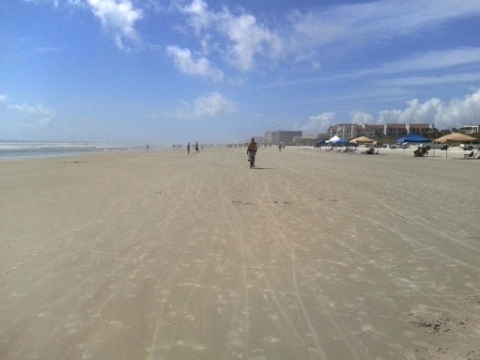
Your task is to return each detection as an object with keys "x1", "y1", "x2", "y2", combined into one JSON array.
[
  {"x1": 219, "y1": 10, "x2": 283, "y2": 72},
  {"x1": 372, "y1": 91, "x2": 480, "y2": 130},
  {"x1": 436, "y1": 90, "x2": 480, "y2": 129},
  {"x1": 349, "y1": 111, "x2": 374, "y2": 124},
  {"x1": 381, "y1": 73, "x2": 480, "y2": 88},
  {"x1": 0, "y1": 94, "x2": 56, "y2": 130},
  {"x1": 166, "y1": 45, "x2": 223, "y2": 81},
  {"x1": 169, "y1": 1, "x2": 480, "y2": 77},
  {"x1": 296, "y1": 112, "x2": 335, "y2": 135},
  {"x1": 376, "y1": 48, "x2": 480, "y2": 76},
  {"x1": 376, "y1": 98, "x2": 442, "y2": 125},
  {"x1": 299, "y1": 89, "x2": 480, "y2": 132},
  {"x1": 22, "y1": 0, "x2": 144, "y2": 50},
  {"x1": 22, "y1": 0, "x2": 61, "y2": 7},
  {"x1": 175, "y1": 92, "x2": 236, "y2": 119},
  {"x1": 8, "y1": 103, "x2": 56, "y2": 118},
  {"x1": 287, "y1": 0, "x2": 480, "y2": 49},
  {"x1": 86, "y1": 0, "x2": 143, "y2": 51},
  {"x1": 175, "y1": 0, "x2": 283, "y2": 72},
  {"x1": 175, "y1": 0, "x2": 213, "y2": 34},
  {"x1": 293, "y1": 47, "x2": 480, "y2": 89}
]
